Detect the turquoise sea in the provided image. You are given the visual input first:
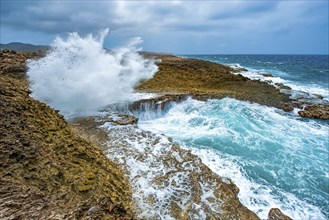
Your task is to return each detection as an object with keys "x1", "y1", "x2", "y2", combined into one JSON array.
[
  {"x1": 26, "y1": 31, "x2": 329, "y2": 218},
  {"x1": 138, "y1": 55, "x2": 329, "y2": 219}
]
